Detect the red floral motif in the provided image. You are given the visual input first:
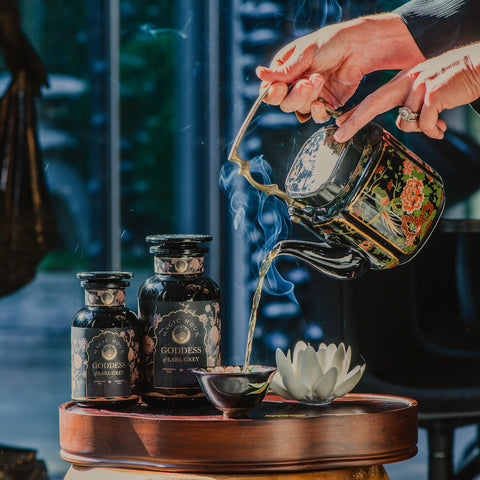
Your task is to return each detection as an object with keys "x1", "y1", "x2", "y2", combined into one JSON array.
[
  {"x1": 403, "y1": 159, "x2": 416, "y2": 176},
  {"x1": 422, "y1": 202, "x2": 433, "y2": 219},
  {"x1": 375, "y1": 165, "x2": 385, "y2": 174},
  {"x1": 401, "y1": 177, "x2": 425, "y2": 213},
  {"x1": 359, "y1": 240, "x2": 373, "y2": 251},
  {"x1": 401, "y1": 214, "x2": 425, "y2": 246},
  {"x1": 387, "y1": 179, "x2": 393, "y2": 191}
]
